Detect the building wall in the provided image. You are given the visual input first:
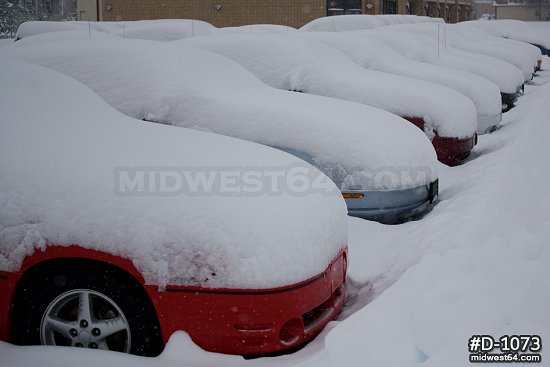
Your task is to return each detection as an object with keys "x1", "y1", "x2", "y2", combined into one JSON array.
[
  {"x1": 473, "y1": 2, "x2": 494, "y2": 19},
  {"x1": 99, "y1": 0, "x2": 327, "y2": 28},
  {"x1": 77, "y1": 0, "x2": 97, "y2": 20},
  {"x1": 495, "y1": 4, "x2": 550, "y2": 20},
  {"x1": 91, "y1": 0, "x2": 472, "y2": 26}
]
